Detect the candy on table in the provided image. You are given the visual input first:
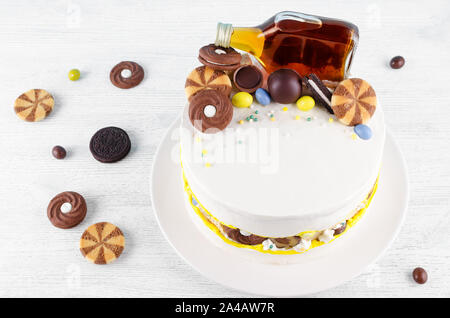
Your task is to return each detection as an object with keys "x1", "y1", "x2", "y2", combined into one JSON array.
[
  {"x1": 232, "y1": 92, "x2": 253, "y2": 108},
  {"x1": 390, "y1": 56, "x2": 405, "y2": 69},
  {"x1": 254, "y1": 88, "x2": 271, "y2": 106},
  {"x1": 52, "y1": 145, "x2": 67, "y2": 159},
  {"x1": 296, "y1": 96, "x2": 315, "y2": 111},
  {"x1": 354, "y1": 124, "x2": 373, "y2": 140},
  {"x1": 68, "y1": 69, "x2": 81, "y2": 81},
  {"x1": 412, "y1": 267, "x2": 428, "y2": 284}
]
